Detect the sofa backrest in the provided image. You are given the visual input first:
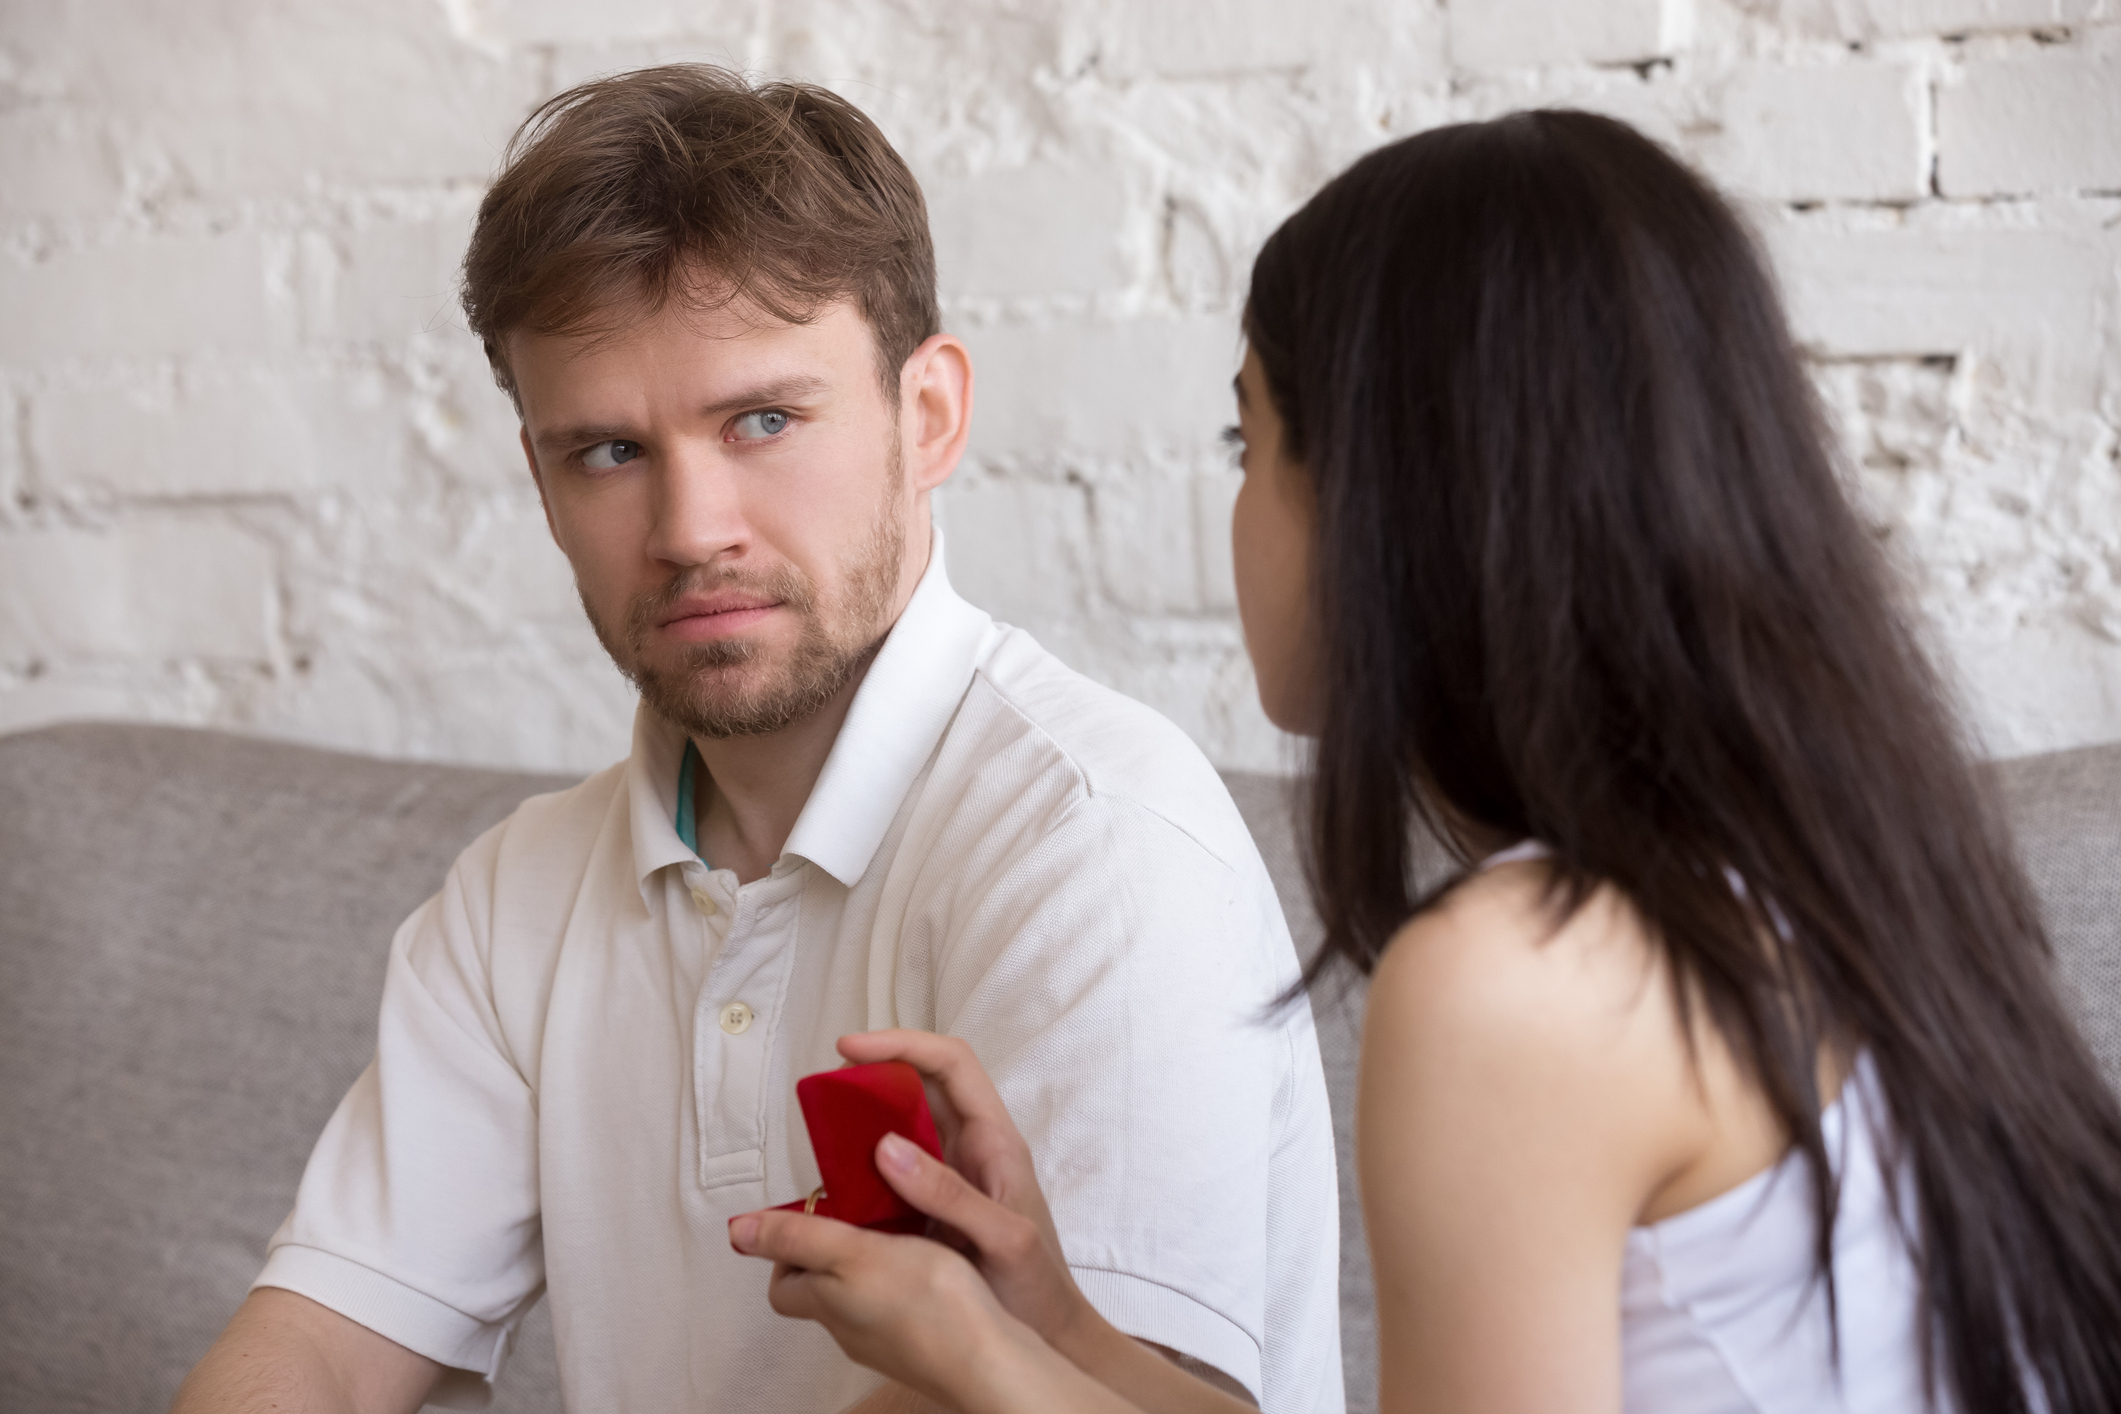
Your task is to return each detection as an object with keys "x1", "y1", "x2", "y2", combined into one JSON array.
[
  {"x1": 0, "y1": 724, "x2": 575, "y2": 1414},
  {"x1": 2, "y1": 722, "x2": 2116, "y2": 1414}
]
